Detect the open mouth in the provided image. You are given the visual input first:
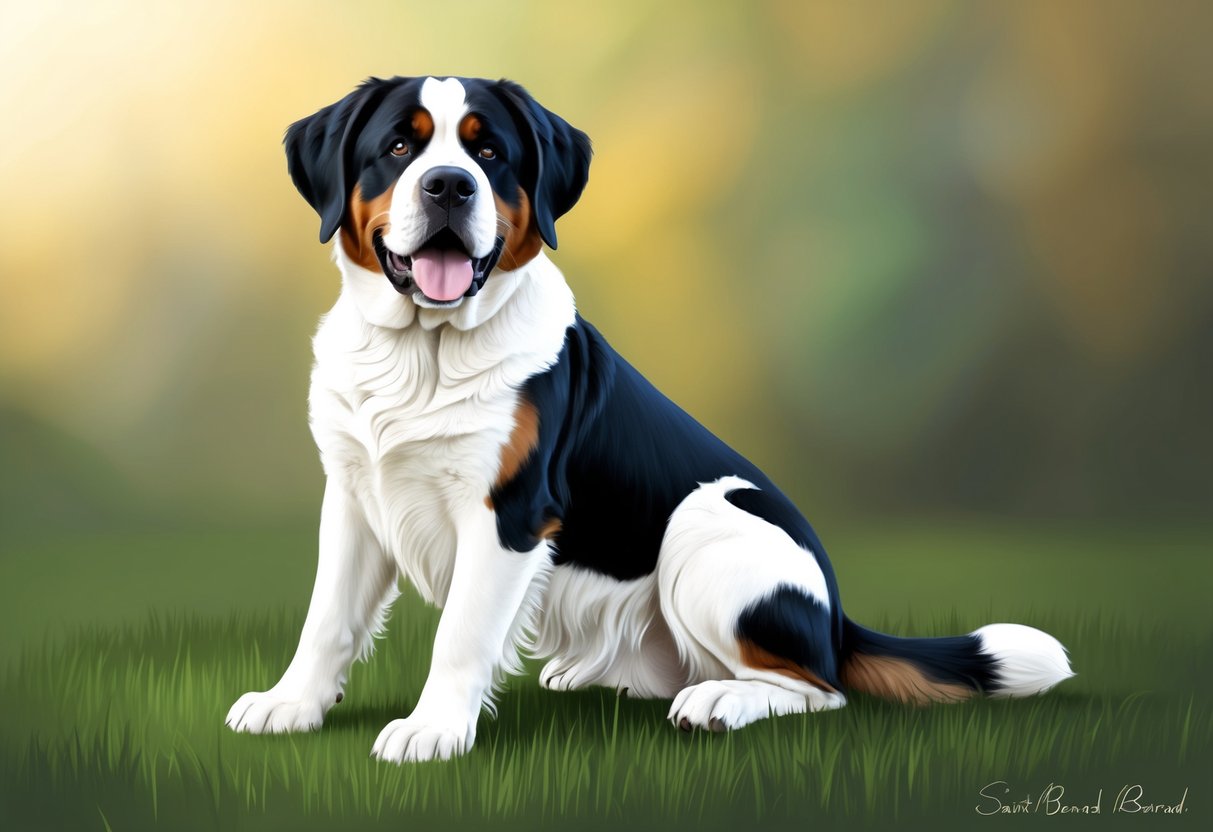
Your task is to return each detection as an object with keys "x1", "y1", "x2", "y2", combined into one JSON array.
[{"x1": 374, "y1": 228, "x2": 505, "y2": 303}]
